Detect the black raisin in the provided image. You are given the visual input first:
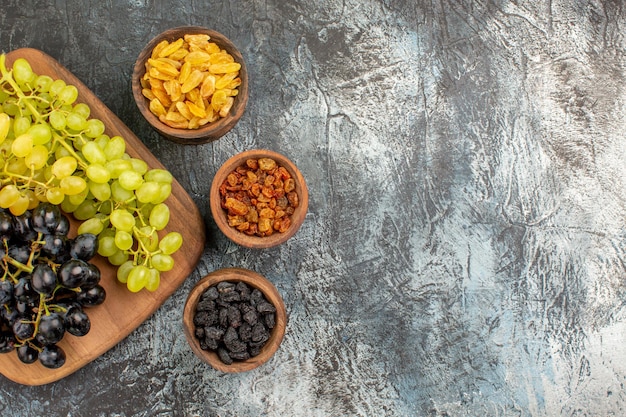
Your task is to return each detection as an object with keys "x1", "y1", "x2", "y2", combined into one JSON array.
[
  {"x1": 217, "y1": 281, "x2": 236, "y2": 293},
  {"x1": 204, "y1": 326, "x2": 225, "y2": 340},
  {"x1": 196, "y1": 298, "x2": 216, "y2": 312},
  {"x1": 264, "y1": 313, "x2": 276, "y2": 329},
  {"x1": 236, "y1": 281, "x2": 251, "y2": 301},
  {"x1": 227, "y1": 305, "x2": 242, "y2": 328},
  {"x1": 220, "y1": 290, "x2": 241, "y2": 303},
  {"x1": 250, "y1": 288, "x2": 263, "y2": 305},
  {"x1": 238, "y1": 322, "x2": 252, "y2": 342},
  {"x1": 249, "y1": 345, "x2": 262, "y2": 357},
  {"x1": 217, "y1": 347, "x2": 233, "y2": 365},
  {"x1": 195, "y1": 327, "x2": 205, "y2": 339},
  {"x1": 201, "y1": 286, "x2": 219, "y2": 301},
  {"x1": 241, "y1": 304, "x2": 258, "y2": 326},
  {"x1": 193, "y1": 311, "x2": 211, "y2": 326},
  {"x1": 204, "y1": 336, "x2": 219, "y2": 350},
  {"x1": 224, "y1": 327, "x2": 247, "y2": 353},
  {"x1": 229, "y1": 350, "x2": 250, "y2": 361},
  {"x1": 256, "y1": 300, "x2": 276, "y2": 314},
  {"x1": 251, "y1": 322, "x2": 269, "y2": 343},
  {"x1": 219, "y1": 307, "x2": 229, "y2": 328}
]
